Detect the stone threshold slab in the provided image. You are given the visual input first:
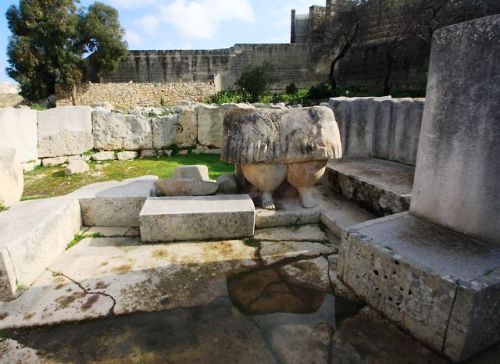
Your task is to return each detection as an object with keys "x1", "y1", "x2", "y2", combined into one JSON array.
[{"x1": 140, "y1": 195, "x2": 255, "y2": 243}]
